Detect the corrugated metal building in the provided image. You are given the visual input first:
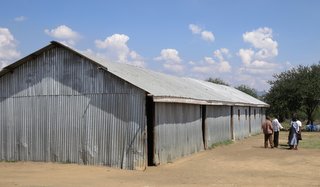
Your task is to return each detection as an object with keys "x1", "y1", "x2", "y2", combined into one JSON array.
[{"x1": 0, "y1": 41, "x2": 269, "y2": 170}]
